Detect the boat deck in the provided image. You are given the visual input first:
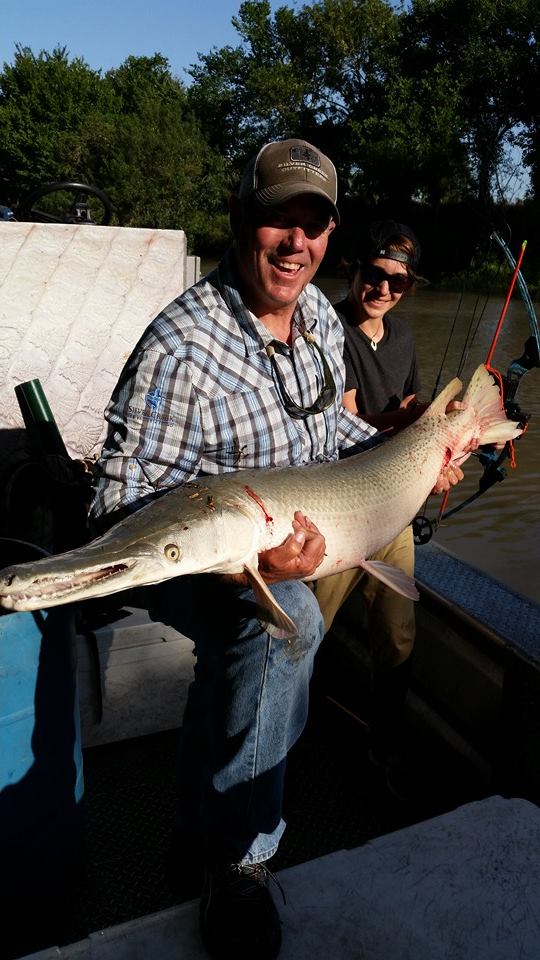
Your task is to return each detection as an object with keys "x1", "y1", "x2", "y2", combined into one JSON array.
[
  {"x1": 16, "y1": 794, "x2": 540, "y2": 960},
  {"x1": 5, "y1": 674, "x2": 486, "y2": 960},
  {"x1": 5, "y1": 543, "x2": 540, "y2": 960},
  {"x1": 415, "y1": 541, "x2": 540, "y2": 658}
]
